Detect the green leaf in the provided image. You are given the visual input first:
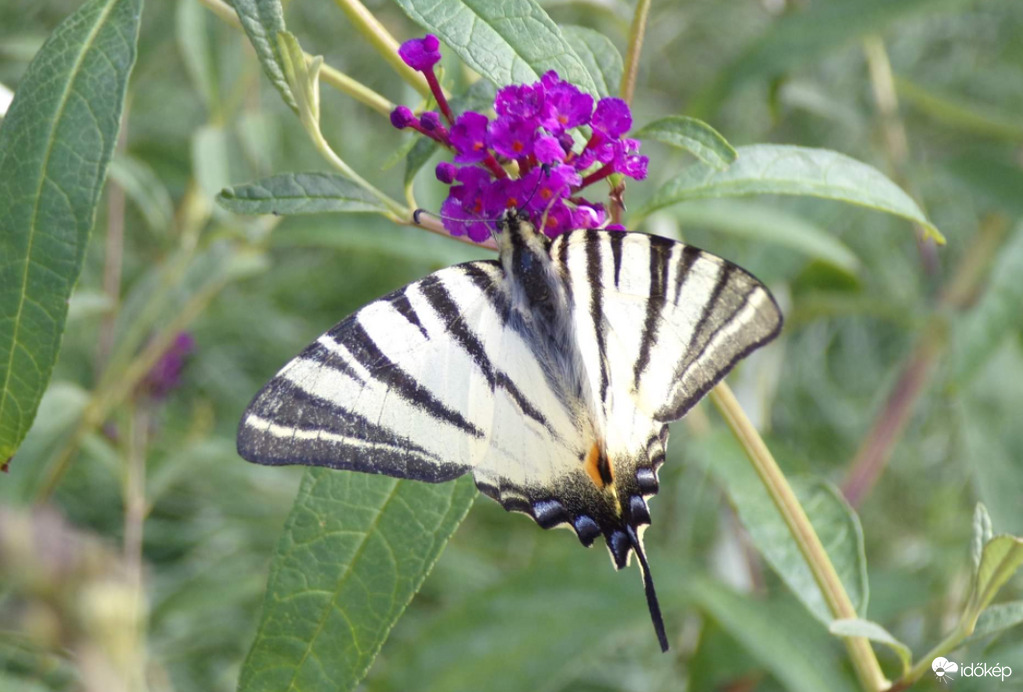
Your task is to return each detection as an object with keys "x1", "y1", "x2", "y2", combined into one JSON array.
[
  {"x1": 690, "y1": 0, "x2": 978, "y2": 117},
  {"x1": 639, "y1": 144, "x2": 944, "y2": 243},
  {"x1": 0, "y1": 0, "x2": 141, "y2": 463},
  {"x1": 952, "y1": 221, "x2": 1023, "y2": 384},
  {"x1": 562, "y1": 26, "x2": 623, "y2": 98},
  {"x1": 668, "y1": 199, "x2": 860, "y2": 274},
  {"x1": 970, "y1": 534, "x2": 1023, "y2": 619},
  {"x1": 895, "y1": 76, "x2": 1023, "y2": 143},
  {"x1": 238, "y1": 470, "x2": 477, "y2": 692},
  {"x1": 108, "y1": 153, "x2": 174, "y2": 233},
  {"x1": 690, "y1": 579, "x2": 858, "y2": 692},
  {"x1": 945, "y1": 153, "x2": 1023, "y2": 217},
  {"x1": 176, "y1": 0, "x2": 219, "y2": 112},
  {"x1": 392, "y1": 0, "x2": 598, "y2": 95},
  {"x1": 192, "y1": 124, "x2": 232, "y2": 200},
  {"x1": 694, "y1": 432, "x2": 868, "y2": 624},
  {"x1": 271, "y1": 216, "x2": 491, "y2": 266},
  {"x1": 972, "y1": 503, "x2": 994, "y2": 571},
  {"x1": 968, "y1": 601, "x2": 1023, "y2": 641},
  {"x1": 228, "y1": 0, "x2": 298, "y2": 112},
  {"x1": 633, "y1": 115, "x2": 737, "y2": 170},
  {"x1": 381, "y1": 551, "x2": 689, "y2": 692},
  {"x1": 218, "y1": 172, "x2": 390, "y2": 215},
  {"x1": 829, "y1": 618, "x2": 912, "y2": 675},
  {"x1": 404, "y1": 80, "x2": 496, "y2": 186}
]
